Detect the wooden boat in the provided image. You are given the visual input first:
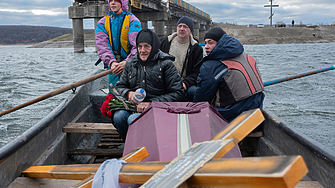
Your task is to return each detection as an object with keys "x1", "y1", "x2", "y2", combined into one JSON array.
[{"x1": 1, "y1": 69, "x2": 334, "y2": 188}]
